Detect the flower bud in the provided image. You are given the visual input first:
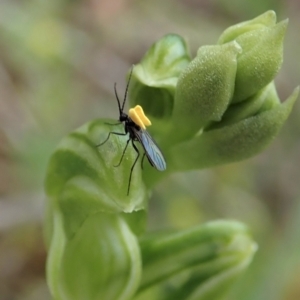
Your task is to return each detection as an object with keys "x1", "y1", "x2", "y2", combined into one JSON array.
[
  {"x1": 207, "y1": 82, "x2": 276, "y2": 129},
  {"x1": 44, "y1": 120, "x2": 147, "y2": 300},
  {"x1": 45, "y1": 120, "x2": 147, "y2": 238},
  {"x1": 47, "y1": 211, "x2": 141, "y2": 300},
  {"x1": 218, "y1": 11, "x2": 288, "y2": 103},
  {"x1": 169, "y1": 41, "x2": 241, "y2": 144},
  {"x1": 129, "y1": 34, "x2": 190, "y2": 127},
  {"x1": 218, "y1": 10, "x2": 276, "y2": 44},
  {"x1": 234, "y1": 20, "x2": 287, "y2": 102},
  {"x1": 139, "y1": 220, "x2": 257, "y2": 298},
  {"x1": 169, "y1": 87, "x2": 298, "y2": 171}
]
